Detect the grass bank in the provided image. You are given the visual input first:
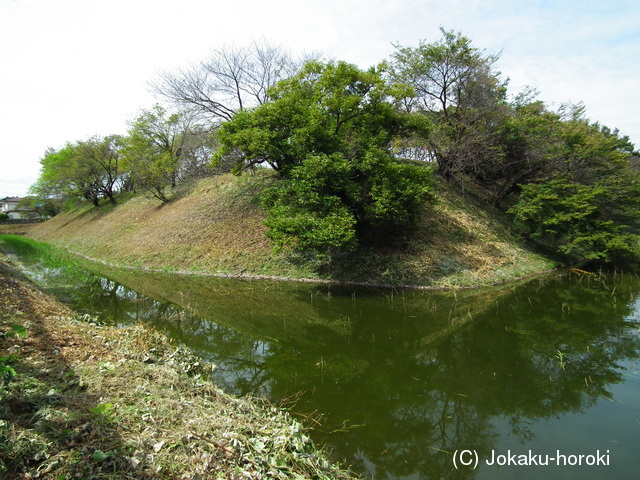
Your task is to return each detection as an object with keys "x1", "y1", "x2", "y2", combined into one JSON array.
[
  {"x1": 0, "y1": 224, "x2": 39, "y2": 237},
  {"x1": 27, "y1": 171, "x2": 555, "y2": 288},
  {"x1": 0, "y1": 256, "x2": 358, "y2": 479}
]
